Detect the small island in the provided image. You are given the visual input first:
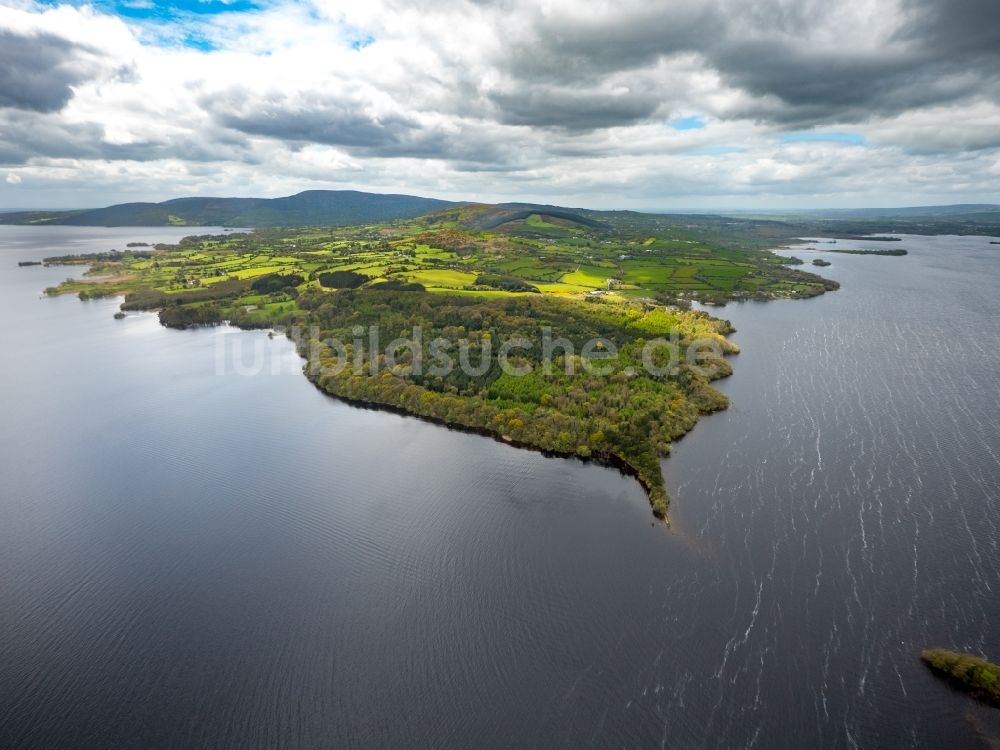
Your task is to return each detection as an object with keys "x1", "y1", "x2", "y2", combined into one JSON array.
[
  {"x1": 921, "y1": 648, "x2": 1000, "y2": 707},
  {"x1": 812, "y1": 258, "x2": 831, "y2": 267},
  {"x1": 834, "y1": 235, "x2": 902, "y2": 242},
  {"x1": 18, "y1": 260, "x2": 42, "y2": 267},
  {"x1": 826, "y1": 248, "x2": 908, "y2": 256}
]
